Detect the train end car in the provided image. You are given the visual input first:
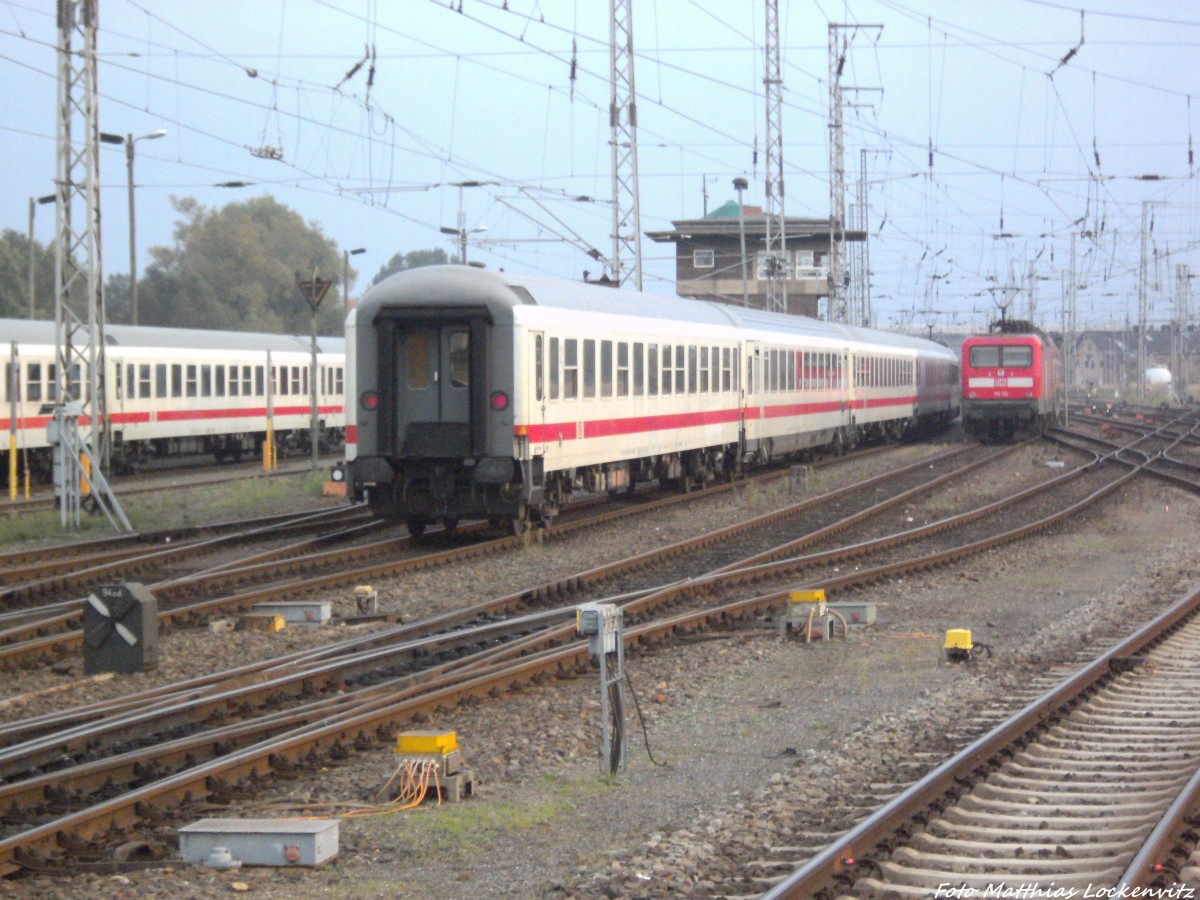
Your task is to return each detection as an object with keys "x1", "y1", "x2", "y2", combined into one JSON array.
[
  {"x1": 961, "y1": 322, "x2": 1059, "y2": 441},
  {"x1": 347, "y1": 266, "x2": 963, "y2": 537}
]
